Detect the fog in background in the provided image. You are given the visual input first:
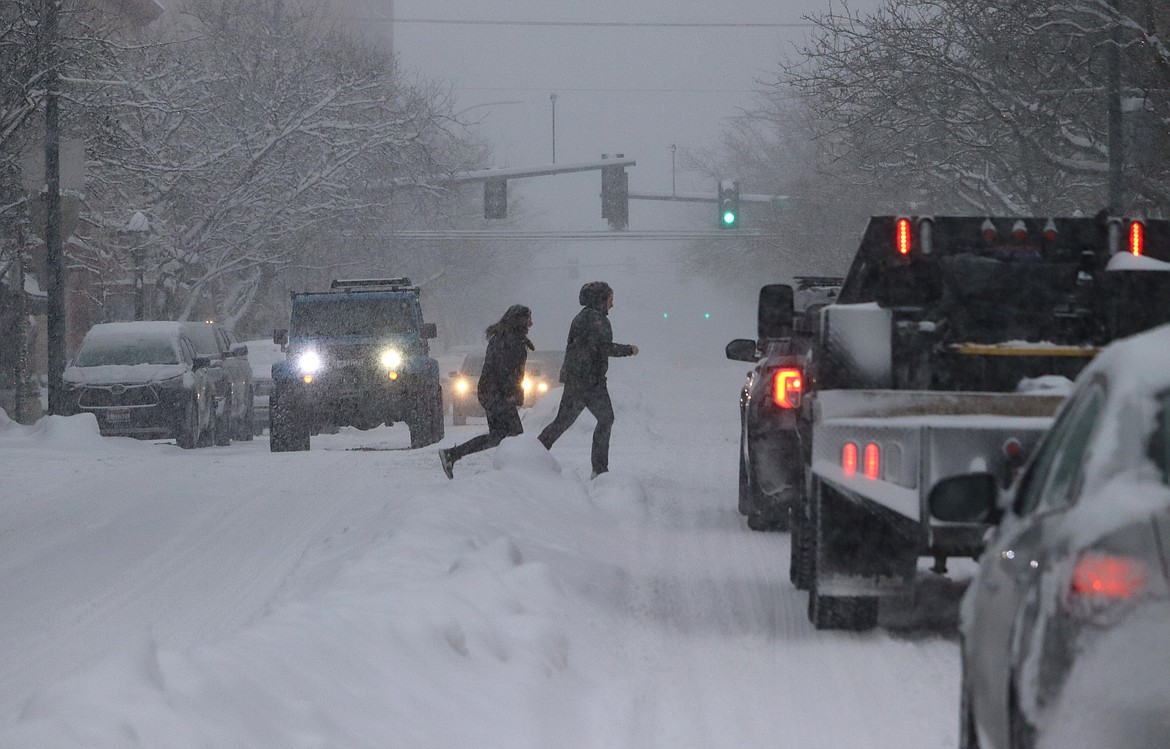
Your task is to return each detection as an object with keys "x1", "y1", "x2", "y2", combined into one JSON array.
[{"x1": 323, "y1": 0, "x2": 877, "y2": 354}]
